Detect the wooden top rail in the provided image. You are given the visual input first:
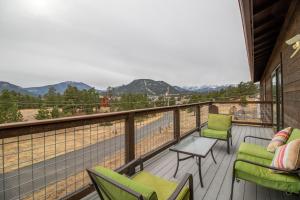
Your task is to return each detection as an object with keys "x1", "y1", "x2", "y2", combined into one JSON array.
[{"x1": 213, "y1": 101, "x2": 273, "y2": 104}]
